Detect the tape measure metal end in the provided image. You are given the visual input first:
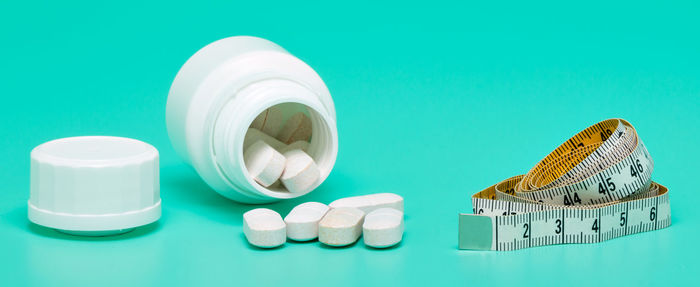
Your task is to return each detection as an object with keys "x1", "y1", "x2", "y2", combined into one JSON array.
[{"x1": 458, "y1": 214, "x2": 493, "y2": 250}]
